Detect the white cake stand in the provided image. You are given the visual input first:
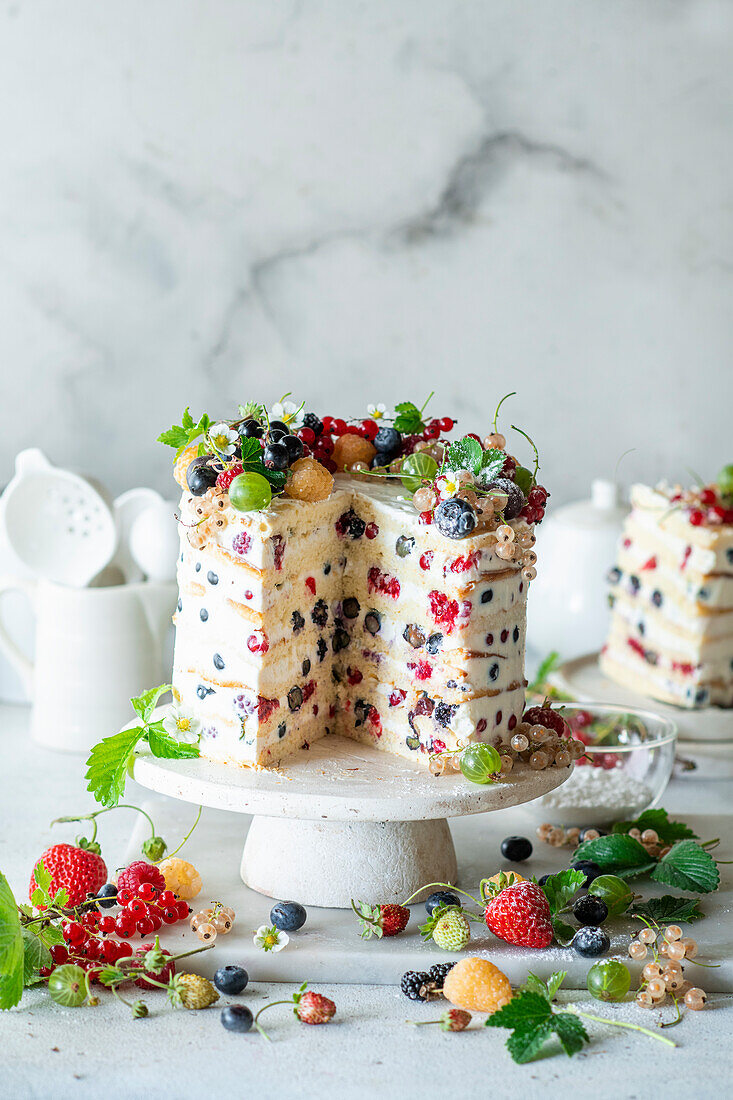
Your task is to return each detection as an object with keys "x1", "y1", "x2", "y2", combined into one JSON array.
[{"x1": 131, "y1": 726, "x2": 571, "y2": 907}]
